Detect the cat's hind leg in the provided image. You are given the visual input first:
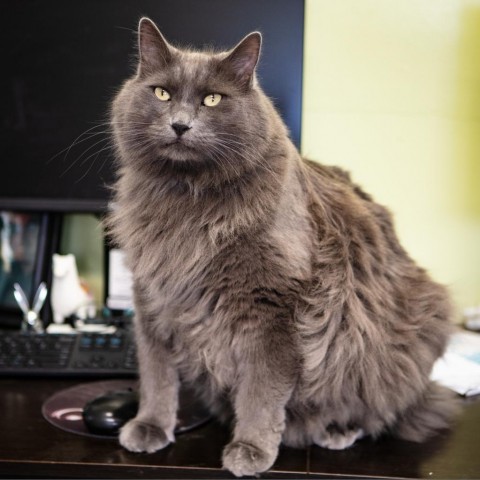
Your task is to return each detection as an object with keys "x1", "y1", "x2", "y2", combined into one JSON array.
[
  {"x1": 282, "y1": 410, "x2": 364, "y2": 450},
  {"x1": 313, "y1": 423, "x2": 364, "y2": 450}
]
